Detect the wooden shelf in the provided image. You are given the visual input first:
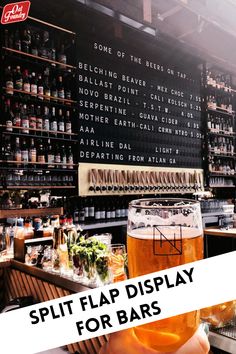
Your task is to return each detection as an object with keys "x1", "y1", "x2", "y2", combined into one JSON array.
[
  {"x1": 206, "y1": 83, "x2": 235, "y2": 94},
  {"x1": 208, "y1": 130, "x2": 235, "y2": 138},
  {"x1": 208, "y1": 151, "x2": 235, "y2": 159},
  {"x1": 0, "y1": 207, "x2": 63, "y2": 219},
  {"x1": 209, "y1": 185, "x2": 235, "y2": 188},
  {"x1": 6, "y1": 185, "x2": 76, "y2": 189},
  {"x1": 0, "y1": 124, "x2": 77, "y2": 138},
  {"x1": 209, "y1": 174, "x2": 235, "y2": 177},
  {"x1": 27, "y1": 16, "x2": 76, "y2": 35},
  {"x1": 0, "y1": 160, "x2": 77, "y2": 167},
  {"x1": 207, "y1": 107, "x2": 234, "y2": 116},
  {"x1": 3, "y1": 47, "x2": 76, "y2": 70},
  {"x1": 3, "y1": 87, "x2": 77, "y2": 105}
]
